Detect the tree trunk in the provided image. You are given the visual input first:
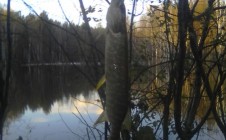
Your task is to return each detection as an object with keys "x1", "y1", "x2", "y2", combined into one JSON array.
[{"x1": 174, "y1": 0, "x2": 189, "y2": 138}]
